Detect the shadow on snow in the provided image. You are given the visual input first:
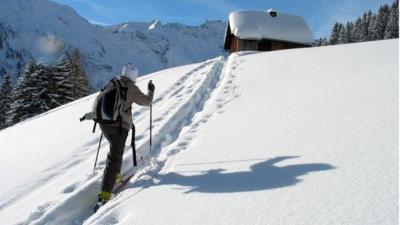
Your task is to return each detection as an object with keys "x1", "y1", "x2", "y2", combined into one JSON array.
[{"x1": 138, "y1": 156, "x2": 335, "y2": 193}]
